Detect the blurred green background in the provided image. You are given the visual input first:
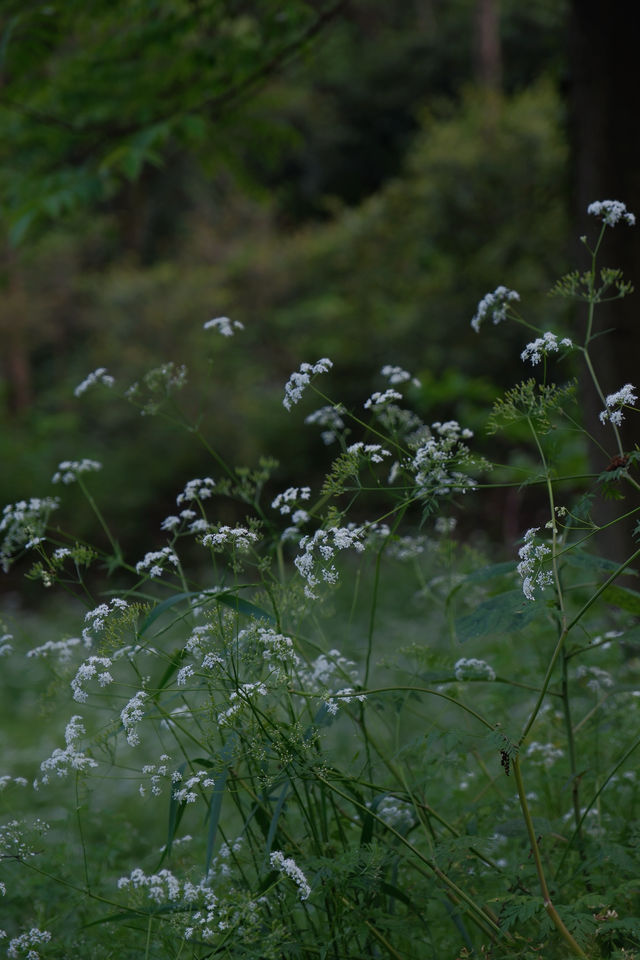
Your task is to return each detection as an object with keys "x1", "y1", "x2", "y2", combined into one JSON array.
[{"x1": 2, "y1": 0, "x2": 630, "y2": 592}]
